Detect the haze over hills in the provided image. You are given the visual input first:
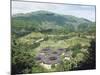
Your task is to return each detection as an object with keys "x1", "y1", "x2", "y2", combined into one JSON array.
[{"x1": 12, "y1": 10, "x2": 95, "y2": 35}]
